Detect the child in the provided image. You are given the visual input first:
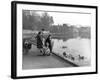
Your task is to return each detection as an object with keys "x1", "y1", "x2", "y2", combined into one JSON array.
[{"x1": 43, "y1": 42, "x2": 50, "y2": 56}]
